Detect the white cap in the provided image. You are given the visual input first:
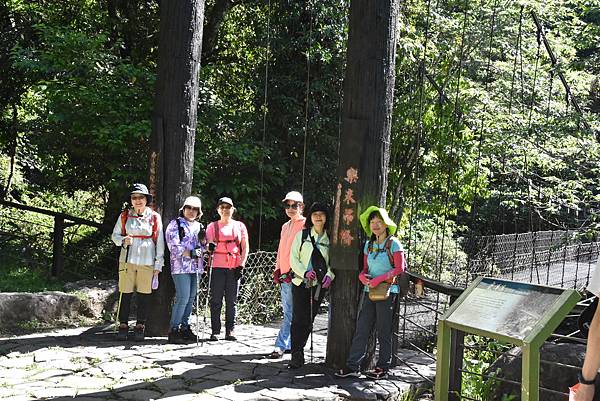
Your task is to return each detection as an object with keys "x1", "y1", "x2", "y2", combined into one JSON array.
[
  {"x1": 282, "y1": 191, "x2": 303, "y2": 203},
  {"x1": 180, "y1": 196, "x2": 203, "y2": 214}
]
